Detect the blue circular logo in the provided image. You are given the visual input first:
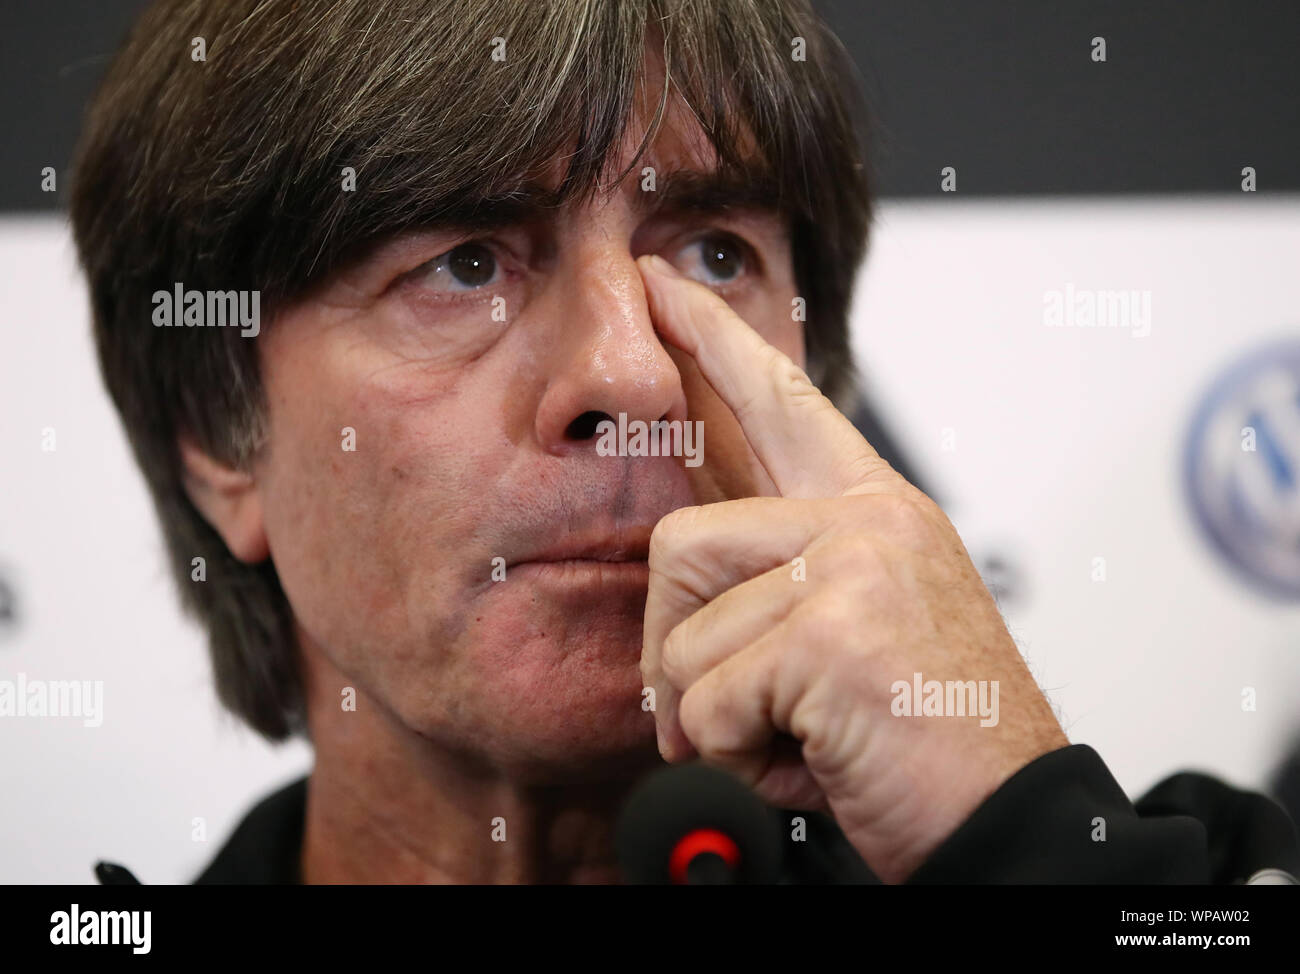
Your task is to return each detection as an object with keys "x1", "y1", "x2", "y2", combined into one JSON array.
[{"x1": 1184, "y1": 339, "x2": 1300, "y2": 599}]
